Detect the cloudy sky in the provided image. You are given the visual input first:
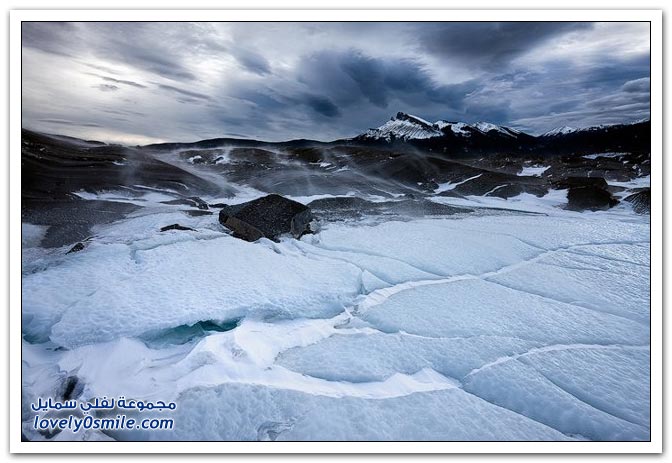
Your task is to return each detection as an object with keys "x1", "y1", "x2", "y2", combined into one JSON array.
[{"x1": 21, "y1": 21, "x2": 650, "y2": 144}]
